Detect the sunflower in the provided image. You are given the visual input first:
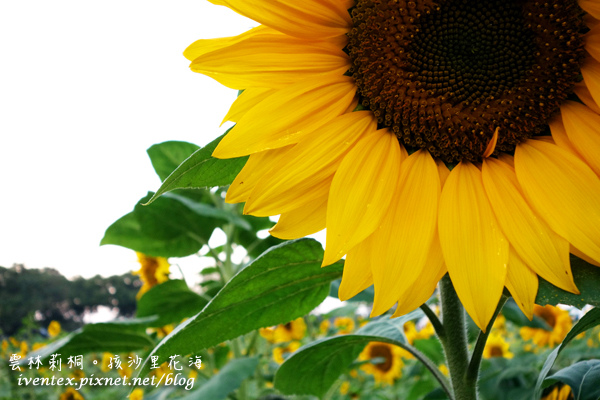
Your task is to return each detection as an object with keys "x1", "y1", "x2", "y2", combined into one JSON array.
[
  {"x1": 482, "y1": 332, "x2": 514, "y2": 359},
  {"x1": 187, "y1": 0, "x2": 600, "y2": 330},
  {"x1": 59, "y1": 388, "x2": 85, "y2": 400},
  {"x1": 520, "y1": 304, "x2": 573, "y2": 347},
  {"x1": 134, "y1": 252, "x2": 170, "y2": 299},
  {"x1": 260, "y1": 317, "x2": 307, "y2": 343},
  {"x1": 358, "y1": 341, "x2": 404, "y2": 385},
  {"x1": 334, "y1": 316, "x2": 356, "y2": 334},
  {"x1": 542, "y1": 384, "x2": 574, "y2": 400},
  {"x1": 47, "y1": 320, "x2": 61, "y2": 337},
  {"x1": 273, "y1": 341, "x2": 301, "y2": 364}
]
